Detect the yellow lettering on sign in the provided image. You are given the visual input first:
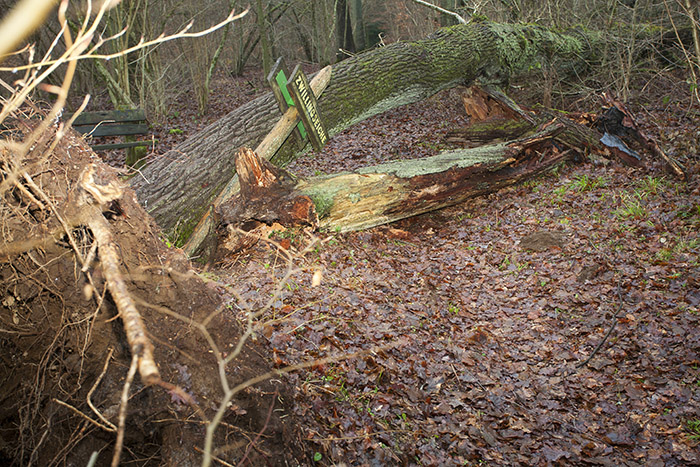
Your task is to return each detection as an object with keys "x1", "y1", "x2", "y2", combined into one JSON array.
[{"x1": 290, "y1": 68, "x2": 327, "y2": 147}]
